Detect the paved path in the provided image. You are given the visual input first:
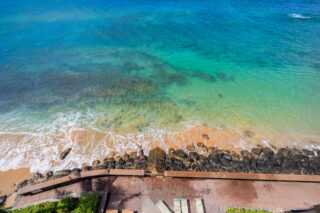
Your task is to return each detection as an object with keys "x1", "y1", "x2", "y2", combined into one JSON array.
[{"x1": 13, "y1": 175, "x2": 320, "y2": 212}]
